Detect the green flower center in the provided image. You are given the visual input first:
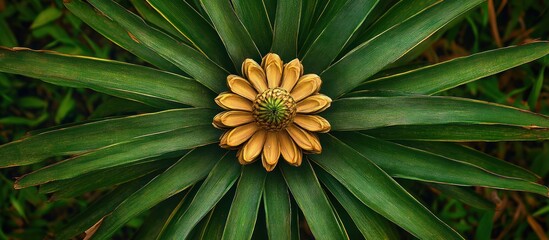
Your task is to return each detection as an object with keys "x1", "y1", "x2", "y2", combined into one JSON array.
[{"x1": 252, "y1": 88, "x2": 297, "y2": 131}]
